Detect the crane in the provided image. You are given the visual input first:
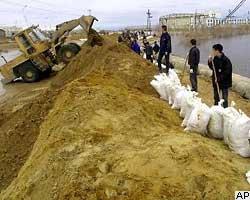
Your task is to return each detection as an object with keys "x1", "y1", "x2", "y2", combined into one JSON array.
[{"x1": 225, "y1": 0, "x2": 247, "y2": 19}]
